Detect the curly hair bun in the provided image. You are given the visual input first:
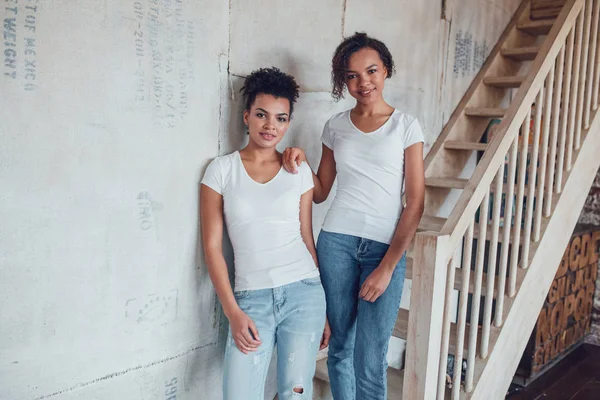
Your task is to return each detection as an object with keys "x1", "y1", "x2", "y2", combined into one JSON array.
[{"x1": 240, "y1": 67, "x2": 300, "y2": 116}]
